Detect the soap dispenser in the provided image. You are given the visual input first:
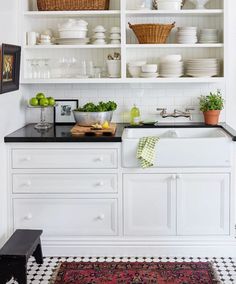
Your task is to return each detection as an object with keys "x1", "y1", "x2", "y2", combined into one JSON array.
[{"x1": 130, "y1": 104, "x2": 141, "y2": 125}]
